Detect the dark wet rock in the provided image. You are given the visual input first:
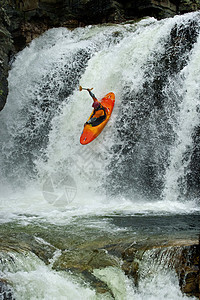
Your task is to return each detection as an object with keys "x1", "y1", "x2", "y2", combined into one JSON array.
[
  {"x1": 123, "y1": 0, "x2": 176, "y2": 19},
  {"x1": 3, "y1": 0, "x2": 200, "y2": 52},
  {"x1": 177, "y1": 244, "x2": 199, "y2": 297},
  {"x1": 76, "y1": 270, "x2": 115, "y2": 297},
  {"x1": 53, "y1": 248, "x2": 119, "y2": 272},
  {"x1": 0, "y1": 279, "x2": 15, "y2": 300},
  {"x1": 0, "y1": 232, "x2": 56, "y2": 265},
  {"x1": 0, "y1": 4, "x2": 15, "y2": 111},
  {"x1": 117, "y1": 240, "x2": 200, "y2": 298},
  {"x1": 179, "y1": 0, "x2": 200, "y2": 13}
]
